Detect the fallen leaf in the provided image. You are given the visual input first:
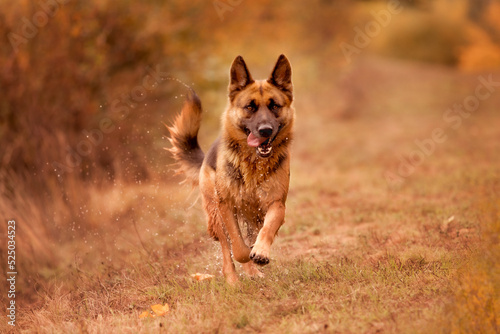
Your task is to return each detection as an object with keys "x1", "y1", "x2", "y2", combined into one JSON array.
[
  {"x1": 151, "y1": 304, "x2": 170, "y2": 316},
  {"x1": 191, "y1": 273, "x2": 215, "y2": 281},
  {"x1": 440, "y1": 215, "x2": 454, "y2": 233},
  {"x1": 139, "y1": 310, "x2": 153, "y2": 319},
  {"x1": 458, "y1": 228, "x2": 474, "y2": 237},
  {"x1": 139, "y1": 303, "x2": 170, "y2": 319}
]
